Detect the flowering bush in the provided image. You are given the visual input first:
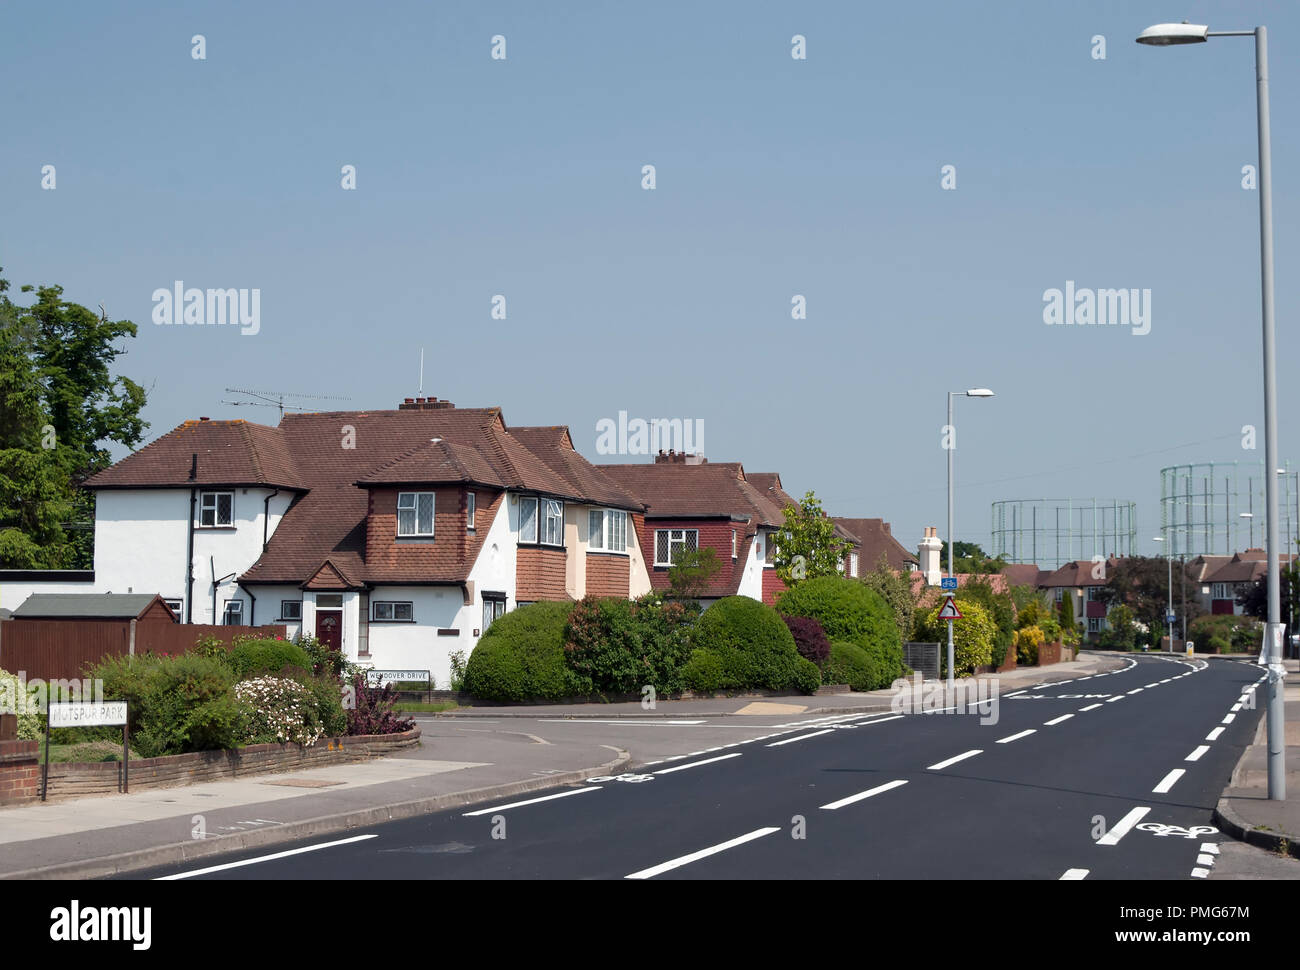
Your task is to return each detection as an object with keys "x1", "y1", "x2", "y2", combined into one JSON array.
[{"x1": 234, "y1": 676, "x2": 325, "y2": 746}]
